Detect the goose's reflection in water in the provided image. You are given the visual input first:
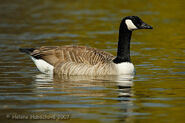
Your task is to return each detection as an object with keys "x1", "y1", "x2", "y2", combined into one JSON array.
[
  {"x1": 34, "y1": 74, "x2": 134, "y2": 97},
  {"x1": 34, "y1": 74, "x2": 133, "y2": 97},
  {"x1": 33, "y1": 74, "x2": 134, "y2": 122}
]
